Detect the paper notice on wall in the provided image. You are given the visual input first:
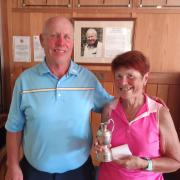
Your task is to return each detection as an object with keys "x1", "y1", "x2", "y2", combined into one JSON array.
[
  {"x1": 13, "y1": 36, "x2": 31, "y2": 62},
  {"x1": 33, "y1": 35, "x2": 45, "y2": 62},
  {"x1": 104, "y1": 27, "x2": 132, "y2": 58}
]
